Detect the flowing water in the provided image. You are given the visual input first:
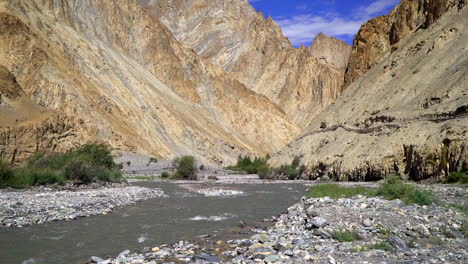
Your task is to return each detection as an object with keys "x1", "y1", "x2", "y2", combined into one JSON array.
[{"x1": 0, "y1": 182, "x2": 307, "y2": 264}]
